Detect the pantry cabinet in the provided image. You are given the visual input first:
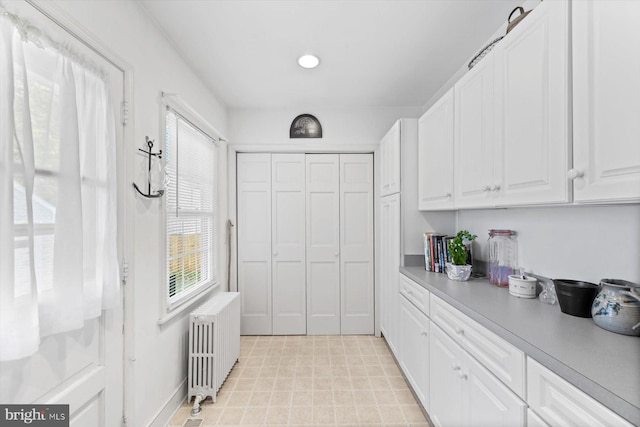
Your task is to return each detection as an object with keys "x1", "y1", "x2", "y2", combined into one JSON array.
[
  {"x1": 379, "y1": 193, "x2": 401, "y2": 355},
  {"x1": 418, "y1": 88, "x2": 455, "y2": 210},
  {"x1": 380, "y1": 121, "x2": 401, "y2": 197},
  {"x1": 572, "y1": 0, "x2": 640, "y2": 203},
  {"x1": 454, "y1": 0, "x2": 569, "y2": 209}
]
